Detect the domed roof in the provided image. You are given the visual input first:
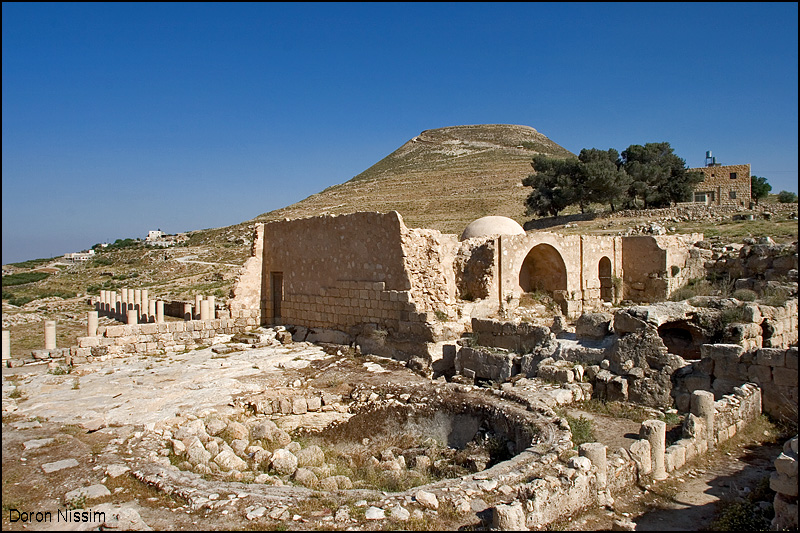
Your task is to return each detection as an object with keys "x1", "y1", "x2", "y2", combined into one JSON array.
[{"x1": 460, "y1": 216, "x2": 525, "y2": 241}]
